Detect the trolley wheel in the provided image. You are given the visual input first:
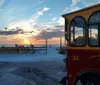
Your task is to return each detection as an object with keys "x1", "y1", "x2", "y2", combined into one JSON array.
[{"x1": 75, "y1": 74, "x2": 100, "y2": 85}]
